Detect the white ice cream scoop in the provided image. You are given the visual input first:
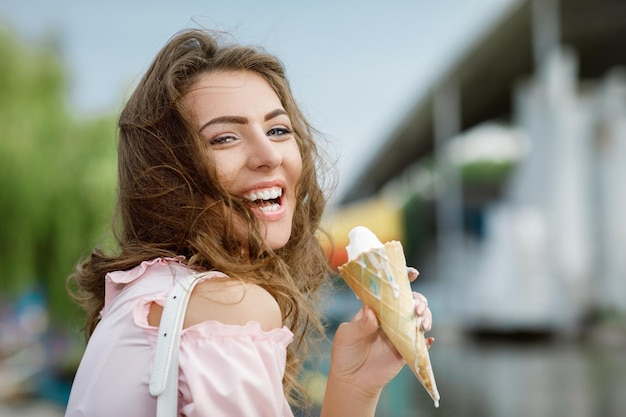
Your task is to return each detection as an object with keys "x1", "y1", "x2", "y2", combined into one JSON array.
[{"x1": 346, "y1": 226, "x2": 384, "y2": 260}]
